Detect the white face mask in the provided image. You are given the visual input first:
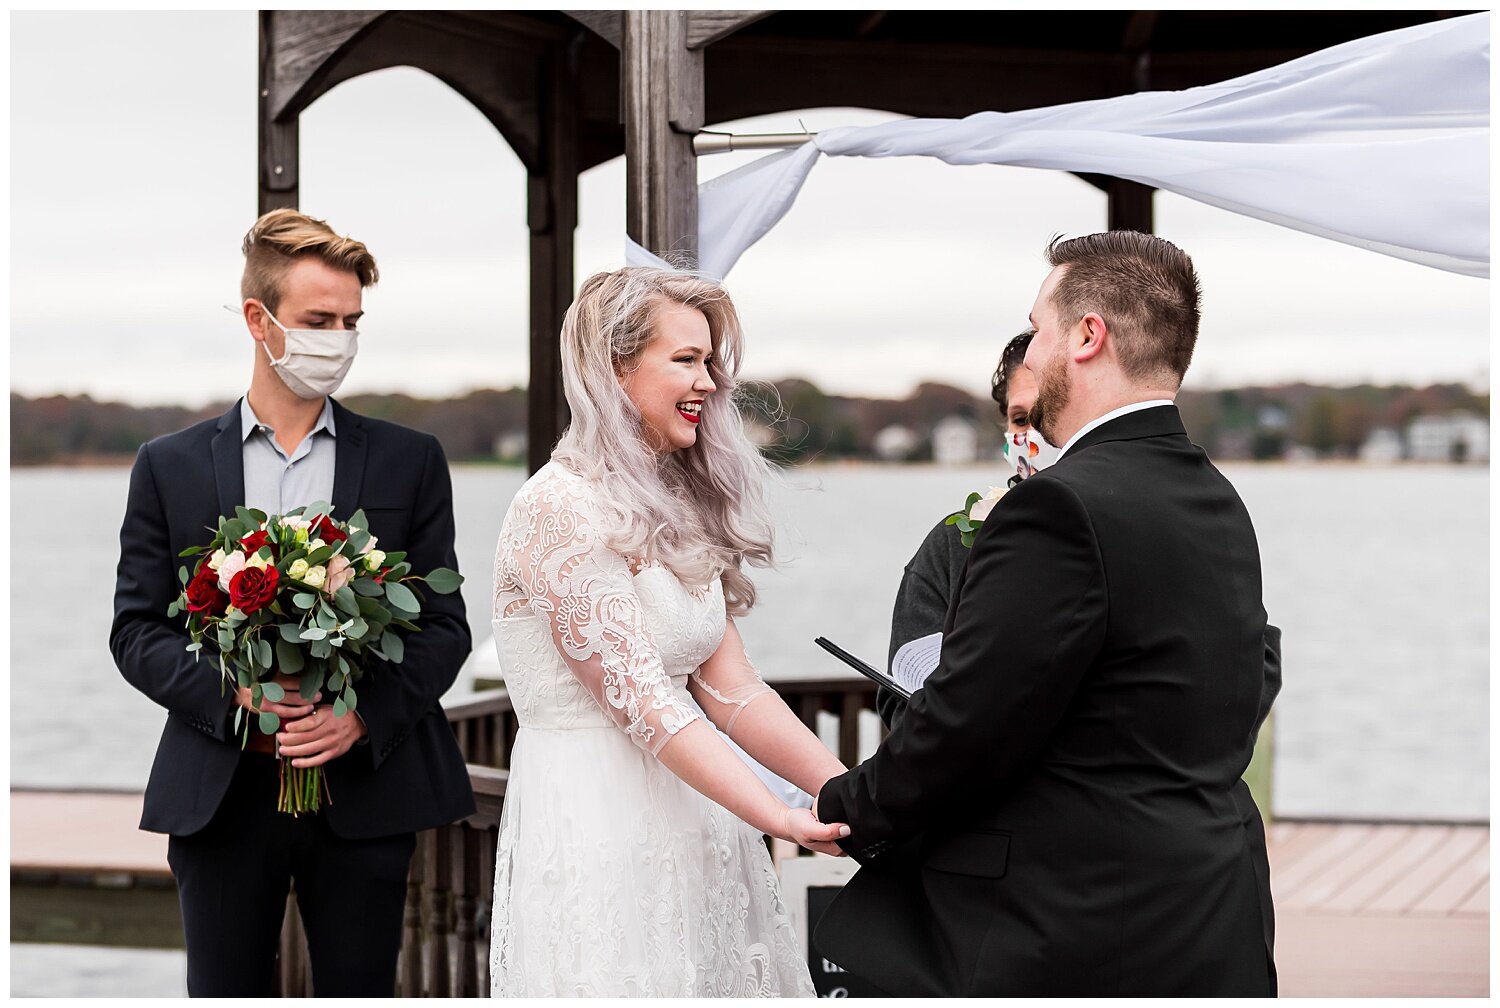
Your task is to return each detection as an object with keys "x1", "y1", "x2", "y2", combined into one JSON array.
[
  {"x1": 259, "y1": 307, "x2": 359, "y2": 400},
  {"x1": 1003, "y1": 428, "x2": 1062, "y2": 482}
]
